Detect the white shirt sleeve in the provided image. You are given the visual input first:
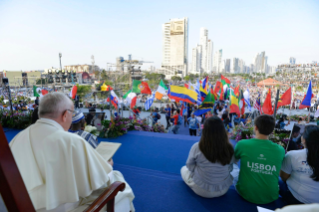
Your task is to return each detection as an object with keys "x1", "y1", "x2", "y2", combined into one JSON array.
[
  {"x1": 186, "y1": 143, "x2": 198, "y2": 172},
  {"x1": 281, "y1": 151, "x2": 294, "y2": 174}
]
